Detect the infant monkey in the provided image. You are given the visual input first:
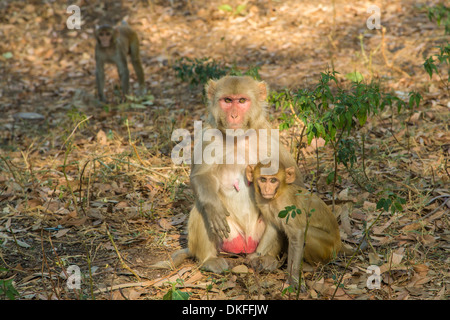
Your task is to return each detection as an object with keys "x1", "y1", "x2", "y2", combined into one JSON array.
[{"x1": 246, "y1": 162, "x2": 344, "y2": 288}]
